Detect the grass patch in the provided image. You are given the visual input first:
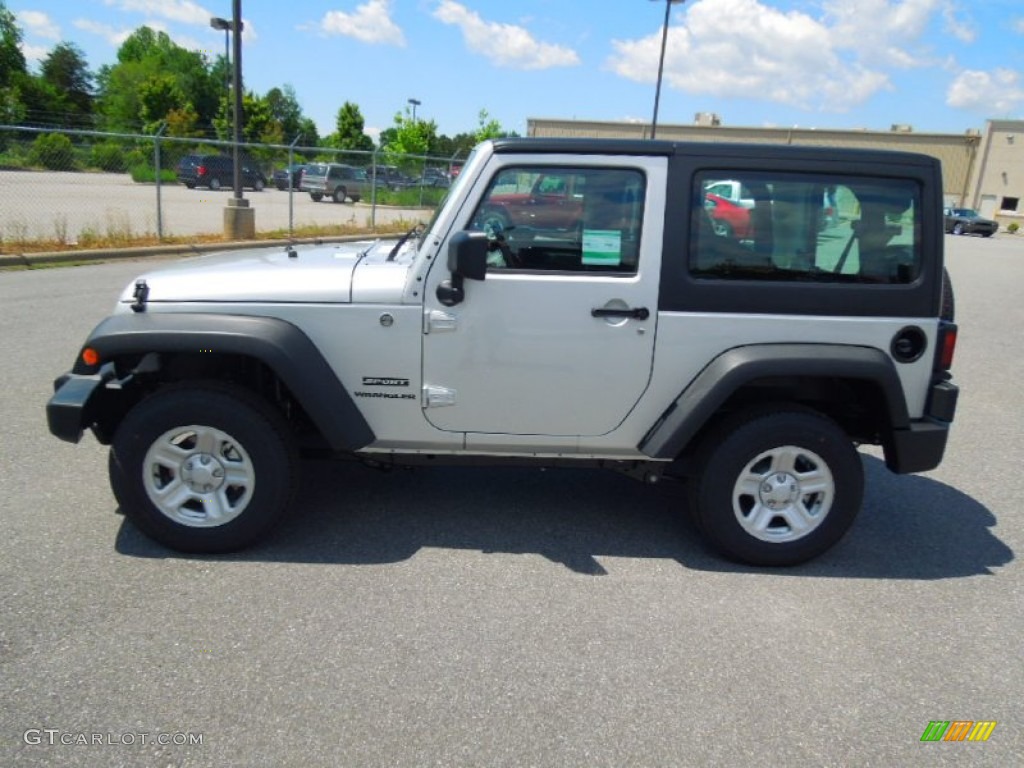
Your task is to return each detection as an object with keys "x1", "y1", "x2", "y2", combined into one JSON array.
[
  {"x1": 130, "y1": 165, "x2": 177, "y2": 183},
  {"x1": 0, "y1": 219, "x2": 411, "y2": 267},
  {"x1": 372, "y1": 186, "x2": 446, "y2": 208}
]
